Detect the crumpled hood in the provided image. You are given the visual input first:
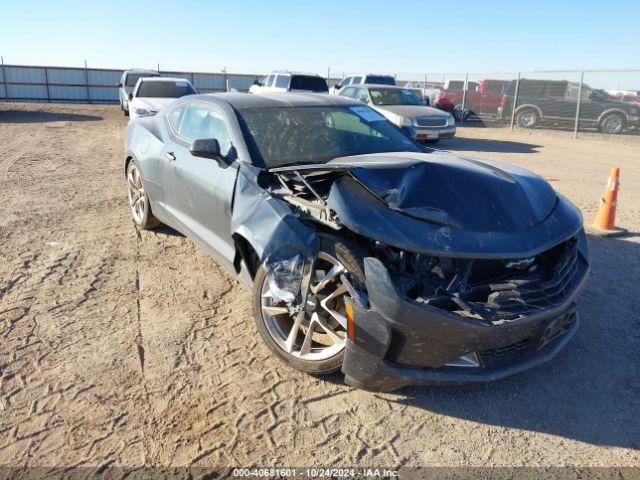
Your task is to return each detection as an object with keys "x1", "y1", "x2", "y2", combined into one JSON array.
[
  {"x1": 272, "y1": 152, "x2": 583, "y2": 258},
  {"x1": 330, "y1": 152, "x2": 557, "y2": 233}
]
